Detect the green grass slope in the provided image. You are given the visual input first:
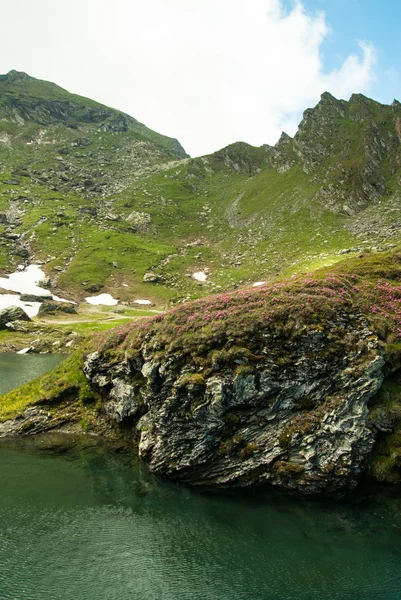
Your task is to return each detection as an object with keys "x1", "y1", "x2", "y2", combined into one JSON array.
[{"x1": 0, "y1": 72, "x2": 400, "y2": 308}]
